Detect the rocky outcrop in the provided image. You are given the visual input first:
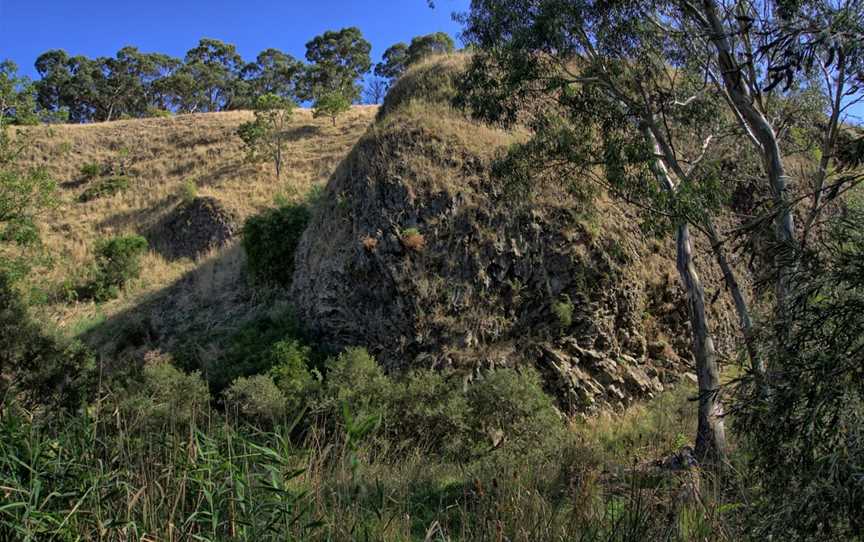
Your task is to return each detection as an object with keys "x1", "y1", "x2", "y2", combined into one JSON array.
[
  {"x1": 149, "y1": 197, "x2": 237, "y2": 260},
  {"x1": 291, "y1": 60, "x2": 699, "y2": 412}
]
